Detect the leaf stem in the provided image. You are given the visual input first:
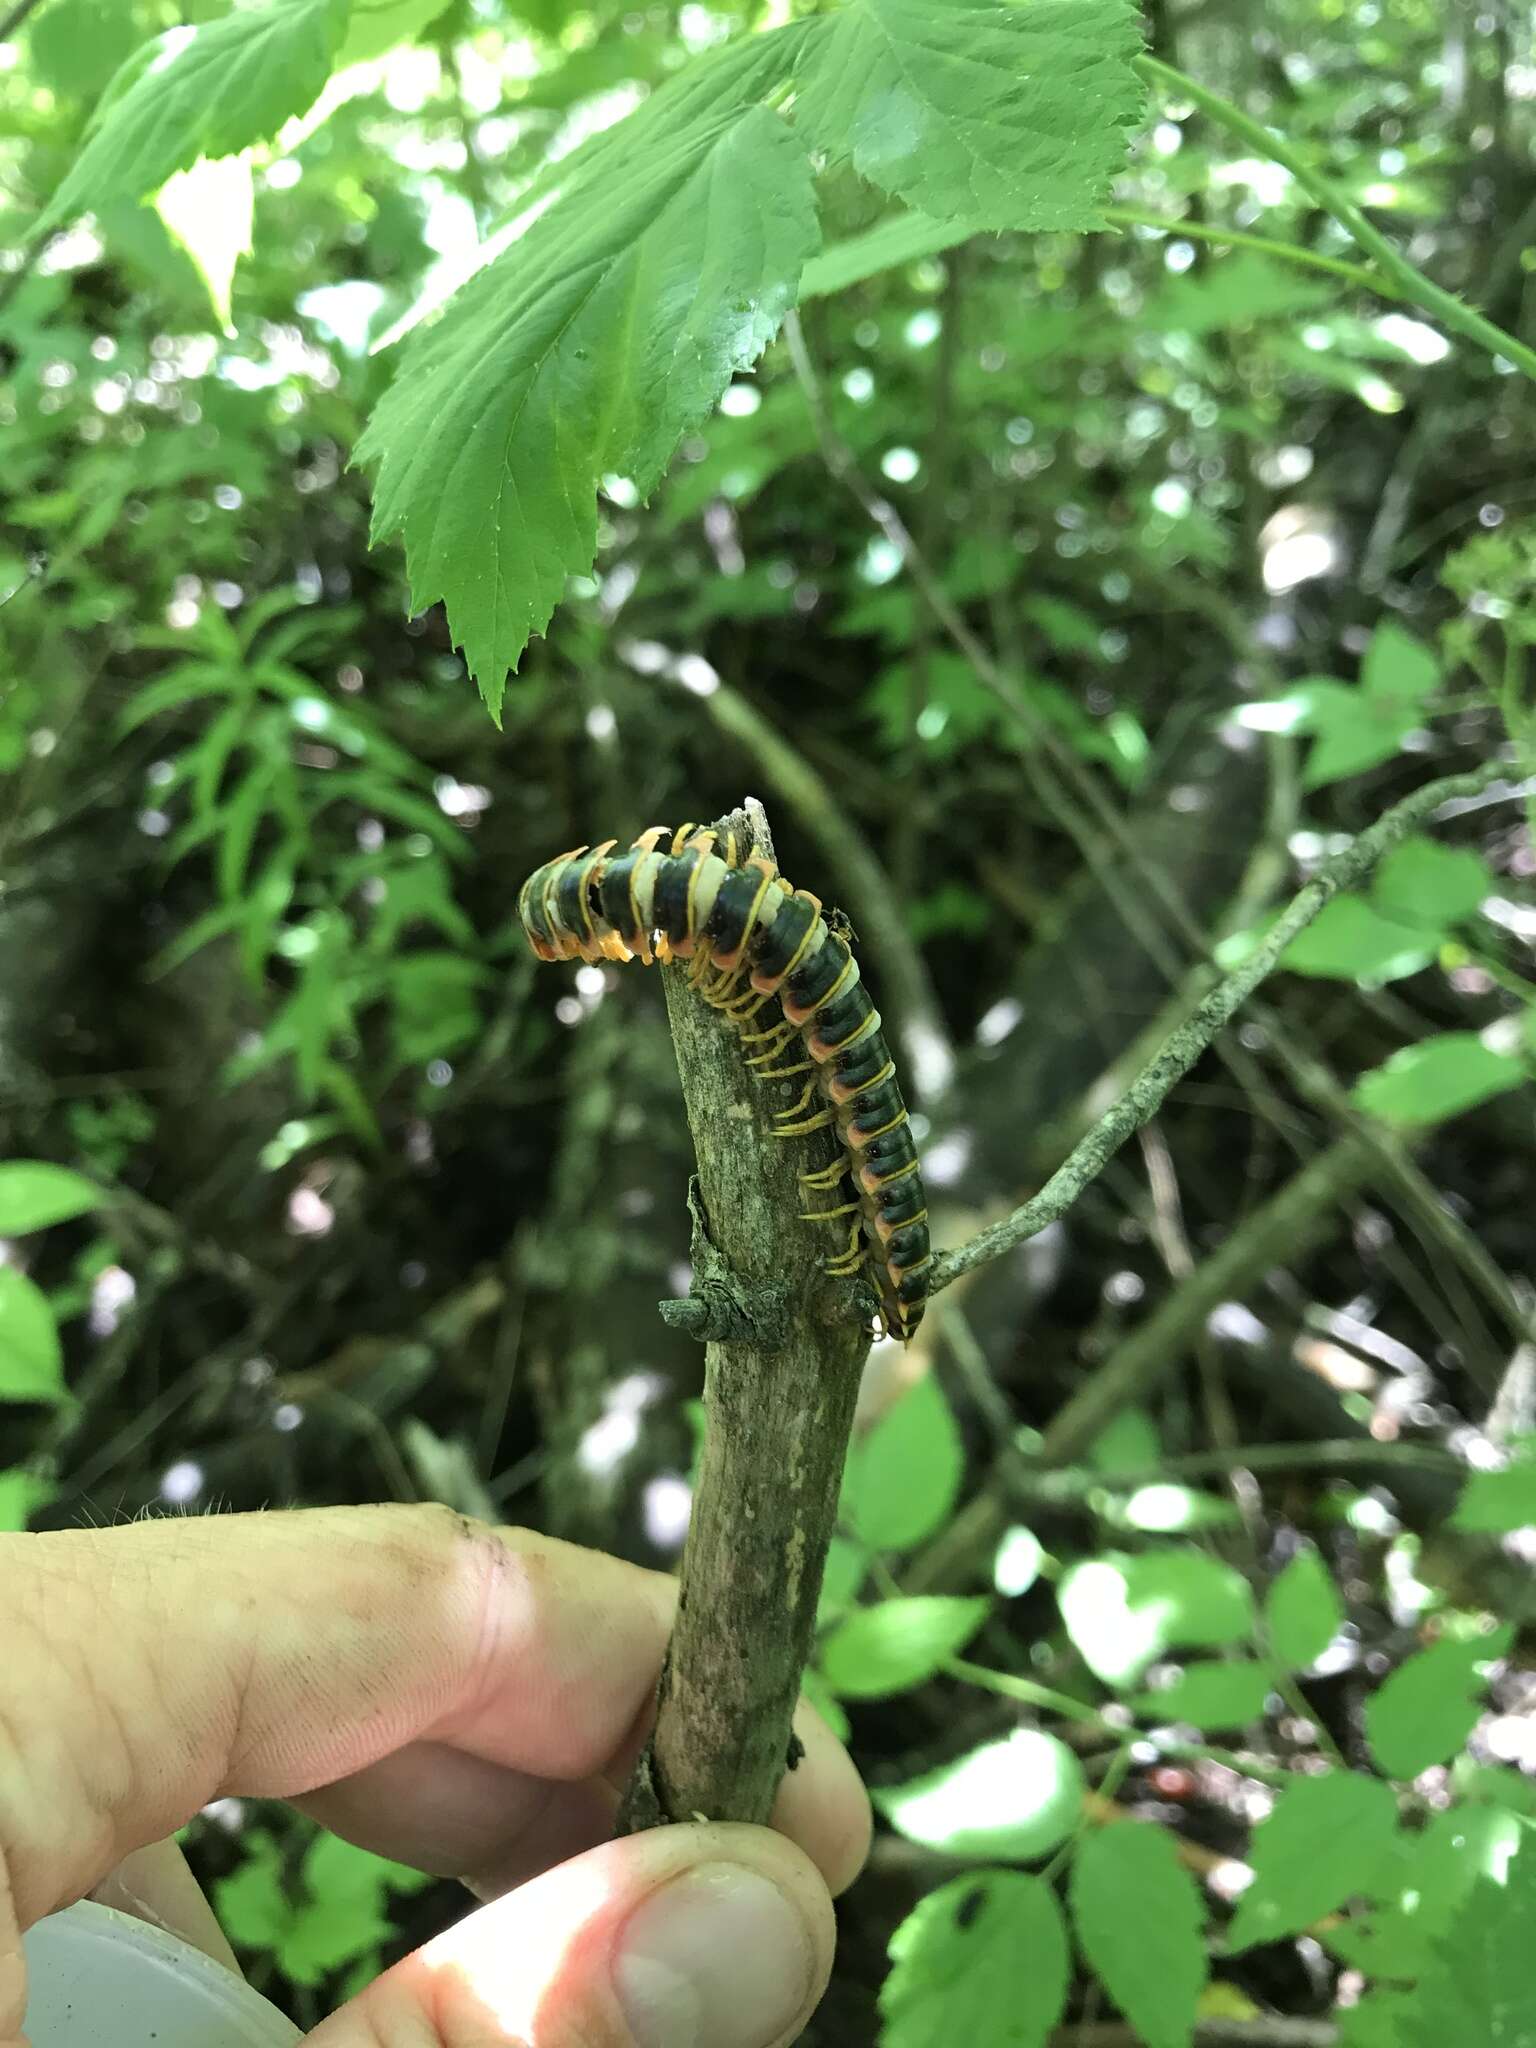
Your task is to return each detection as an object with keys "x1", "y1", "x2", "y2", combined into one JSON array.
[
  {"x1": 1102, "y1": 205, "x2": 1398, "y2": 301},
  {"x1": 1136, "y1": 55, "x2": 1536, "y2": 385}
]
